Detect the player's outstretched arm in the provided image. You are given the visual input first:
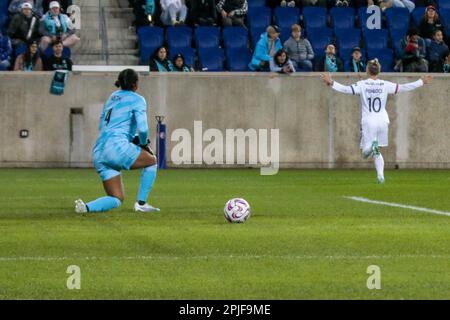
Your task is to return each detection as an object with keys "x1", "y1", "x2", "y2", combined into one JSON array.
[
  {"x1": 320, "y1": 73, "x2": 358, "y2": 95},
  {"x1": 396, "y1": 75, "x2": 432, "y2": 93}
]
